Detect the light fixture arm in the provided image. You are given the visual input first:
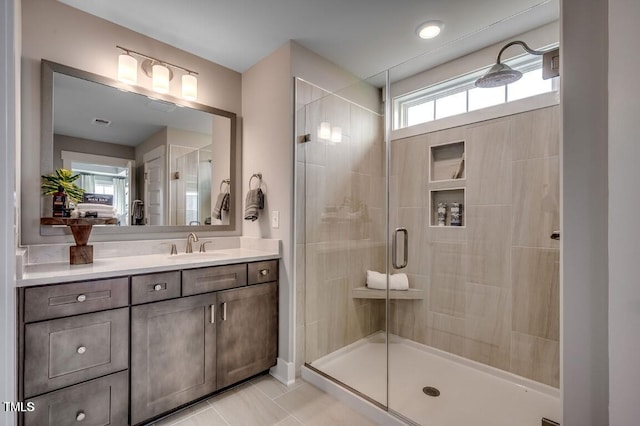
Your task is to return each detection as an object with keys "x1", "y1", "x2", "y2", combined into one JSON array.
[
  {"x1": 116, "y1": 45, "x2": 198, "y2": 75},
  {"x1": 495, "y1": 40, "x2": 546, "y2": 64}
]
